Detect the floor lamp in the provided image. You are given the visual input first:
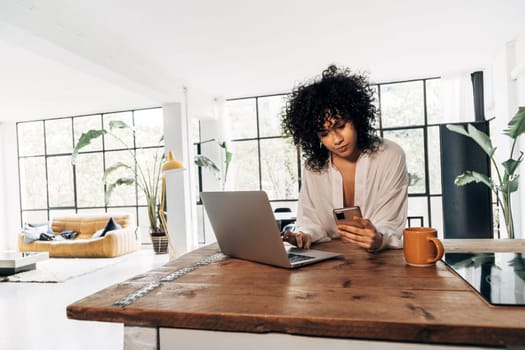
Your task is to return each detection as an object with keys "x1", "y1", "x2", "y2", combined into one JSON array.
[{"x1": 160, "y1": 151, "x2": 185, "y2": 258}]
